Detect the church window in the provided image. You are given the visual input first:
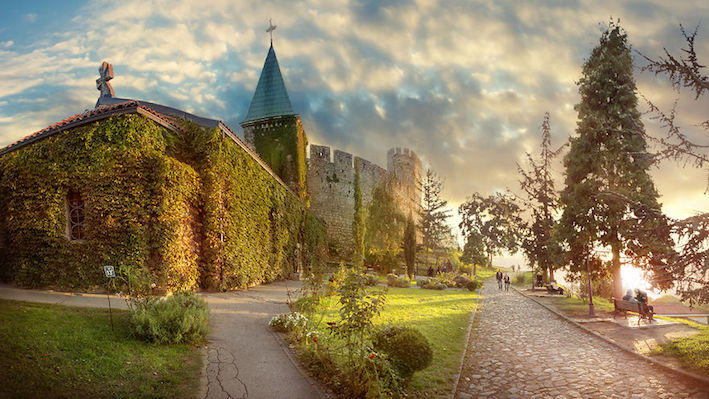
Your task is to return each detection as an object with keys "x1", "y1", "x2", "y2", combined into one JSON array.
[{"x1": 67, "y1": 190, "x2": 85, "y2": 241}]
